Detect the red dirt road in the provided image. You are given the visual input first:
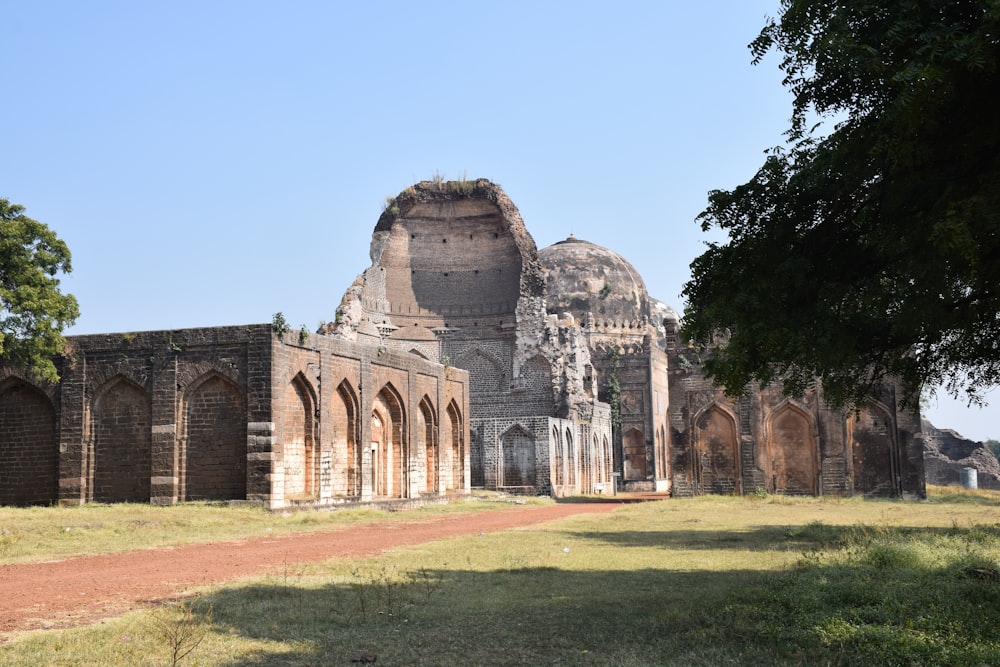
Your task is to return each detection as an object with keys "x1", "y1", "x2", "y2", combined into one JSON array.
[{"x1": 0, "y1": 502, "x2": 623, "y2": 640}]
